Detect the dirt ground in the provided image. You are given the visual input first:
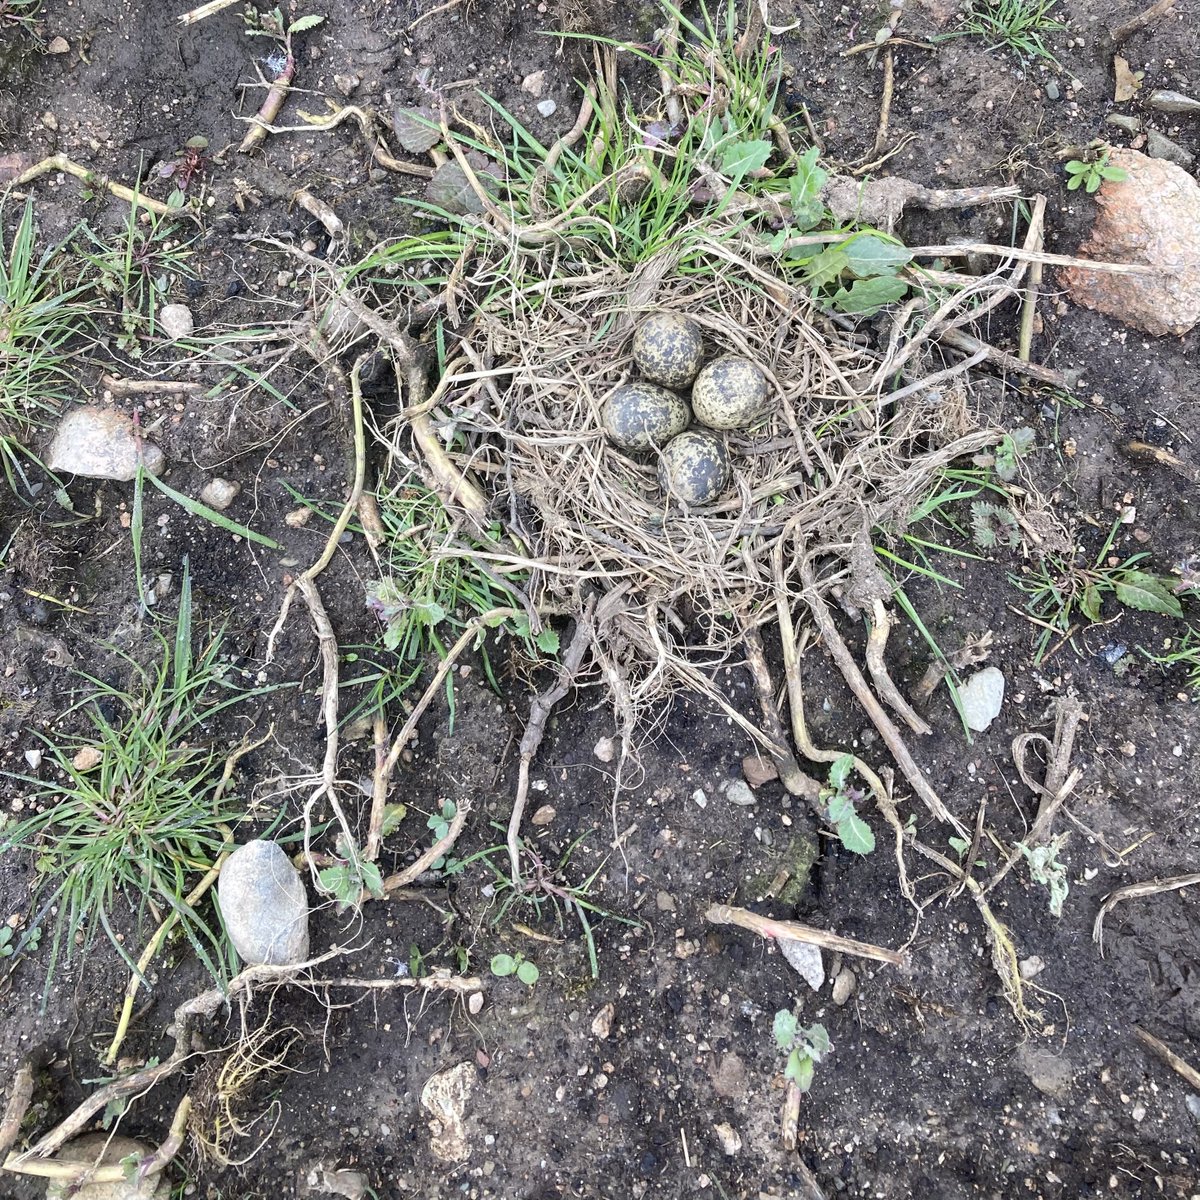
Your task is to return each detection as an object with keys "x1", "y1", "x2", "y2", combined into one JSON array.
[{"x1": 1, "y1": 0, "x2": 1198, "y2": 1198}]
